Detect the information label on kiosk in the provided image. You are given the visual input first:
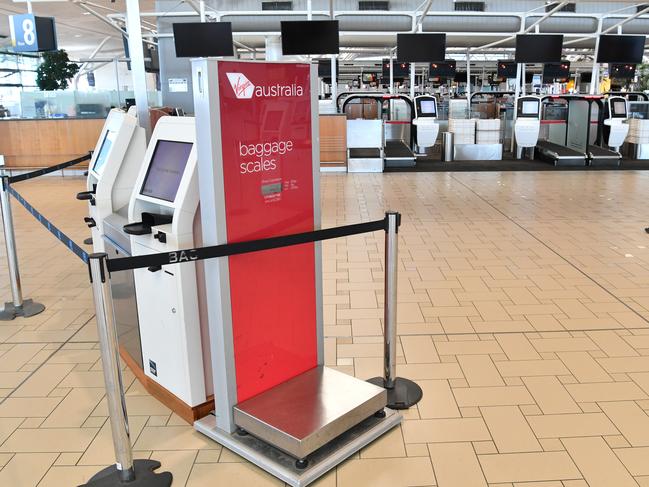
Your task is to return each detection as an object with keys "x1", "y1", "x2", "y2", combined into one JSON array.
[{"x1": 217, "y1": 61, "x2": 317, "y2": 402}]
